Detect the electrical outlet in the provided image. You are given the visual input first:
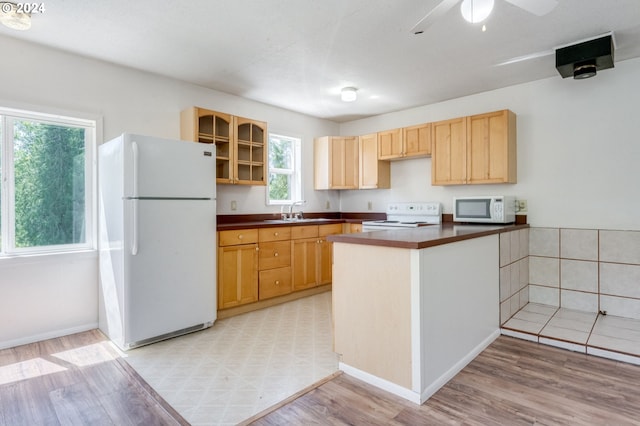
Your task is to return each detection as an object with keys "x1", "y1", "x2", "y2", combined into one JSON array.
[
  {"x1": 325, "y1": 200, "x2": 330, "y2": 210},
  {"x1": 517, "y1": 199, "x2": 528, "y2": 213},
  {"x1": 367, "y1": 201, "x2": 373, "y2": 211},
  {"x1": 231, "y1": 200, "x2": 237, "y2": 211}
]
